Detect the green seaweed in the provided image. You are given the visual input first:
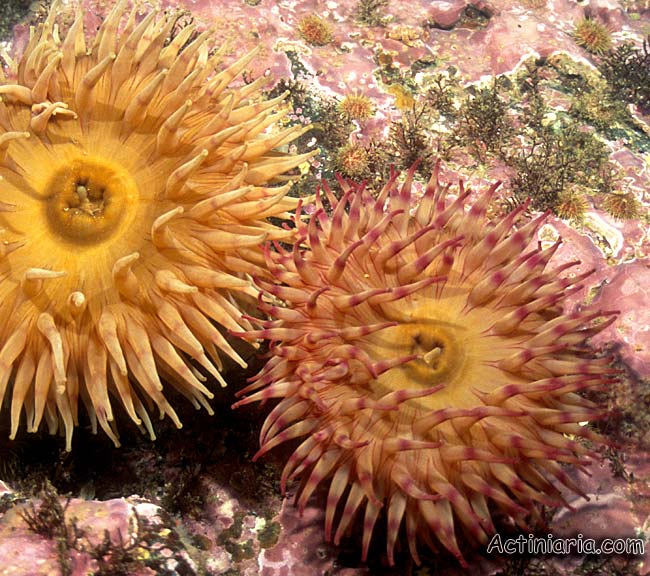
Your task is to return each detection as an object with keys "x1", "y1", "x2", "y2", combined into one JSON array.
[
  {"x1": 599, "y1": 36, "x2": 650, "y2": 109},
  {"x1": 458, "y1": 78, "x2": 513, "y2": 162},
  {"x1": 354, "y1": 0, "x2": 390, "y2": 27}
]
